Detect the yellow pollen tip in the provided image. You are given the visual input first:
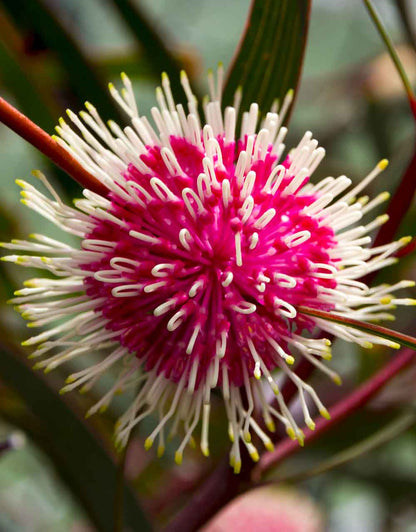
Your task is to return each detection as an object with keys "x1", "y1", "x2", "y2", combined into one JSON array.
[
  {"x1": 43, "y1": 366, "x2": 54, "y2": 374},
  {"x1": 332, "y1": 374, "x2": 343, "y2": 386},
  {"x1": 264, "y1": 440, "x2": 274, "y2": 452},
  {"x1": 189, "y1": 436, "x2": 196, "y2": 449},
  {"x1": 380, "y1": 191, "x2": 390, "y2": 201},
  {"x1": 306, "y1": 419, "x2": 316, "y2": 431},
  {"x1": 157, "y1": 445, "x2": 165, "y2": 458},
  {"x1": 175, "y1": 451, "x2": 183, "y2": 465},
  {"x1": 108, "y1": 82, "x2": 115, "y2": 90},
  {"x1": 59, "y1": 388, "x2": 68, "y2": 395},
  {"x1": 399, "y1": 236, "x2": 412, "y2": 246},
  {"x1": 244, "y1": 432, "x2": 251, "y2": 443},
  {"x1": 32, "y1": 362, "x2": 43, "y2": 371},
  {"x1": 99, "y1": 405, "x2": 108, "y2": 414},
  {"x1": 297, "y1": 434, "x2": 305, "y2": 447},
  {"x1": 390, "y1": 342, "x2": 401, "y2": 350},
  {"x1": 250, "y1": 450, "x2": 260, "y2": 462},
  {"x1": 65, "y1": 375, "x2": 75, "y2": 384},
  {"x1": 15, "y1": 179, "x2": 25, "y2": 187},
  {"x1": 233, "y1": 460, "x2": 242, "y2": 474},
  {"x1": 144, "y1": 437, "x2": 153, "y2": 451},
  {"x1": 266, "y1": 420, "x2": 276, "y2": 432},
  {"x1": 286, "y1": 427, "x2": 296, "y2": 440},
  {"x1": 320, "y1": 408, "x2": 331, "y2": 420},
  {"x1": 286, "y1": 355, "x2": 295, "y2": 365},
  {"x1": 380, "y1": 296, "x2": 392, "y2": 304},
  {"x1": 229, "y1": 455, "x2": 235, "y2": 468},
  {"x1": 378, "y1": 159, "x2": 389, "y2": 170},
  {"x1": 377, "y1": 214, "x2": 389, "y2": 224},
  {"x1": 21, "y1": 340, "x2": 30, "y2": 347},
  {"x1": 363, "y1": 341, "x2": 374, "y2": 349},
  {"x1": 201, "y1": 446, "x2": 210, "y2": 457}
]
